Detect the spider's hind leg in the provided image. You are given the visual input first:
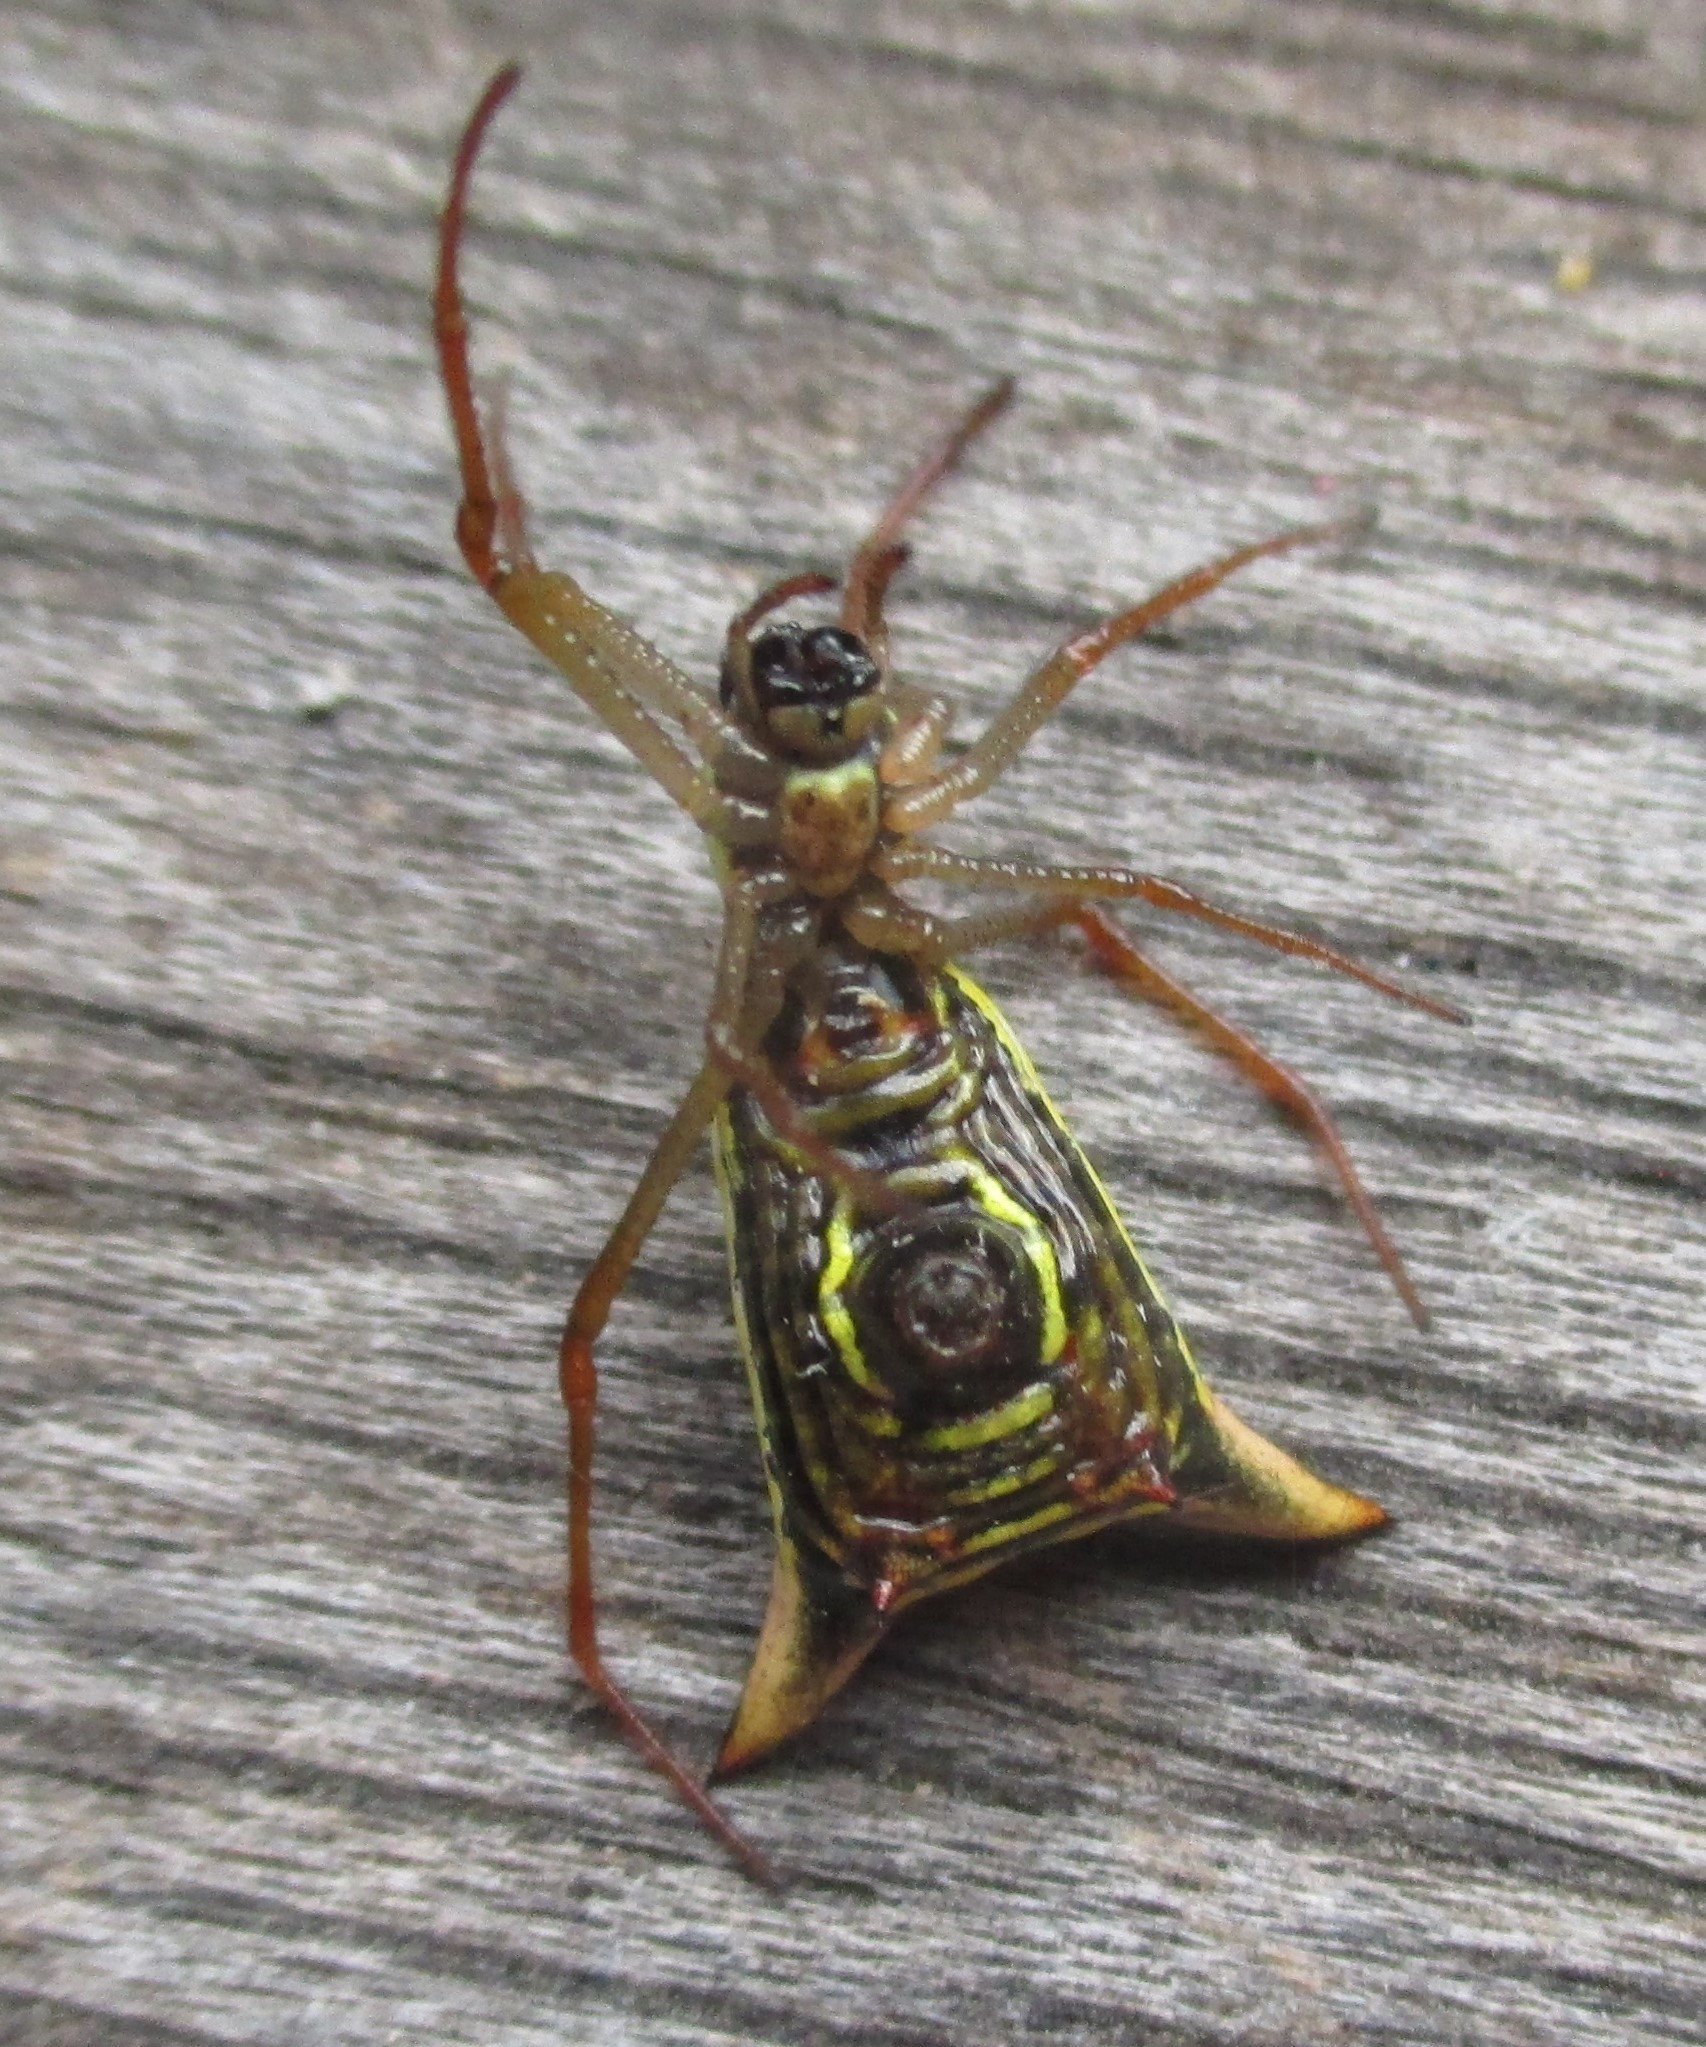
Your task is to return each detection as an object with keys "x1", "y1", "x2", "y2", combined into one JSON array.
[
  {"x1": 556, "y1": 1056, "x2": 782, "y2": 1887},
  {"x1": 845, "y1": 879, "x2": 1436, "y2": 1328},
  {"x1": 1065, "y1": 904, "x2": 1433, "y2": 1329}
]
